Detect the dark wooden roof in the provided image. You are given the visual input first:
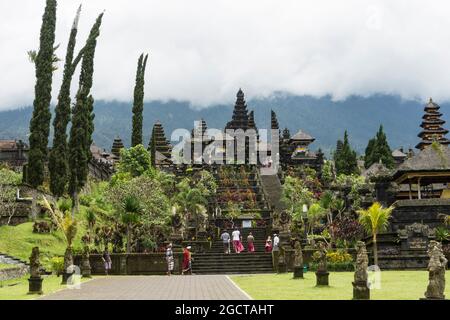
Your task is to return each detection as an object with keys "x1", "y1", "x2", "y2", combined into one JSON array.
[{"x1": 393, "y1": 145, "x2": 450, "y2": 182}]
